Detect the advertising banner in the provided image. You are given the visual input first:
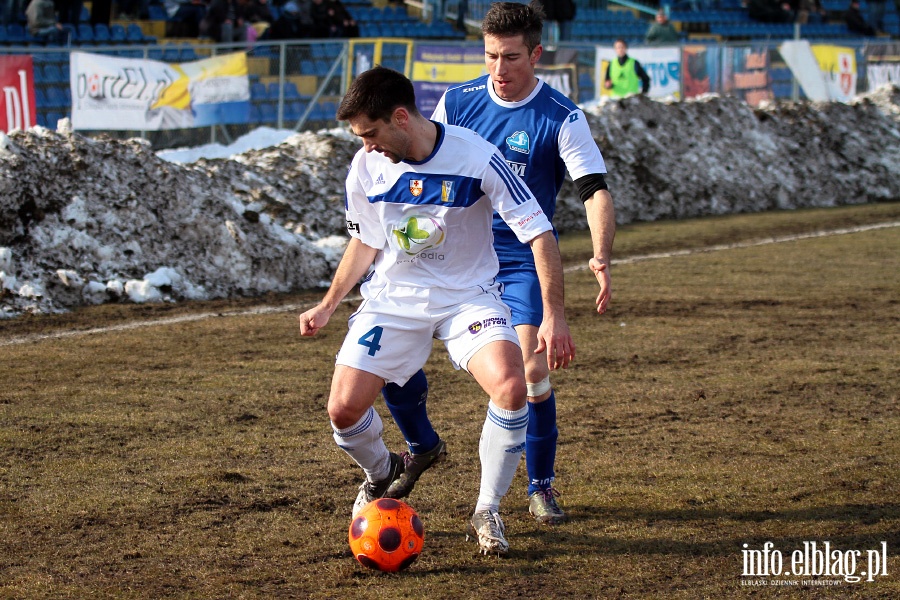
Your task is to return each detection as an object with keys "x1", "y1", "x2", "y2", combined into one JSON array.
[
  {"x1": 71, "y1": 51, "x2": 250, "y2": 131},
  {"x1": 811, "y1": 45, "x2": 857, "y2": 102},
  {"x1": 779, "y1": 41, "x2": 857, "y2": 102},
  {"x1": 409, "y1": 44, "x2": 485, "y2": 116},
  {"x1": 1, "y1": 55, "x2": 37, "y2": 133},
  {"x1": 722, "y1": 45, "x2": 771, "y2": 107},
  {"x1": 535, "y1": 64, "x2": 578, "y2": 102},
  {"x1": 682, "y1": 45, "x2": 720, "y2": 98},
  {"x1": 864, "y1": 42, "x2": 900, "y2": 92}
]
